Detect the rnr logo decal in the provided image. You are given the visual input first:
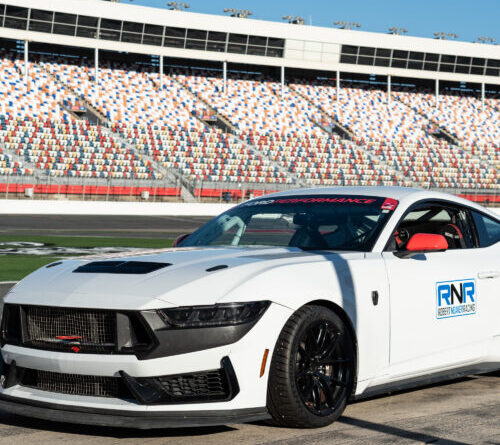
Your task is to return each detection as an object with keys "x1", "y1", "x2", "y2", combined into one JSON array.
[{"x1": 436, "y1": 279, "x2": 476, "y2": 319}]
